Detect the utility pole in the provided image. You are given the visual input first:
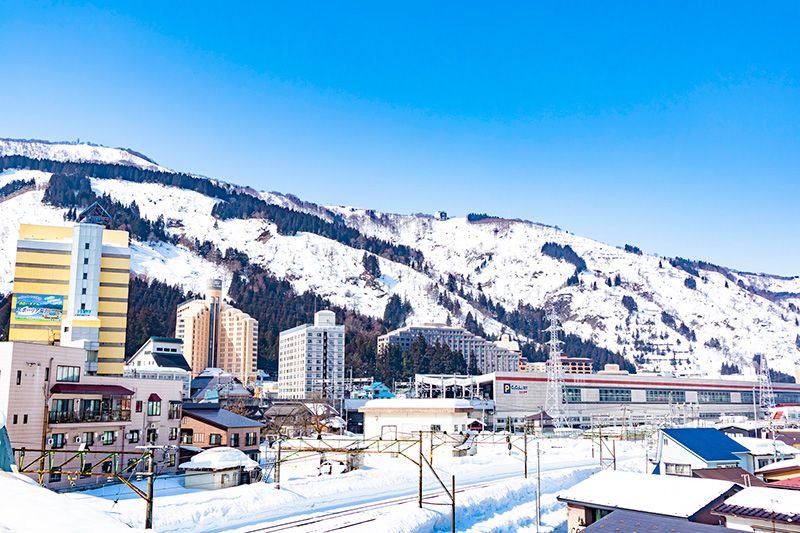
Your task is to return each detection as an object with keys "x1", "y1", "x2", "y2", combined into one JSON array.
[
  {"x1": 418, "y1": 431, "x2": 423, "y2": 508},
  {"x1": 536, "y1": 441, "x2": 541, "y2": 532},
  {"x1": 523, "y1": 424, "x2": 528, "y2": 479},
  {"x1": 274, "y1": 438, "x2": 282, "y2": 489},
  {"x1": 145, "y1": 451, "x2": 154, "y2": 529}
]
